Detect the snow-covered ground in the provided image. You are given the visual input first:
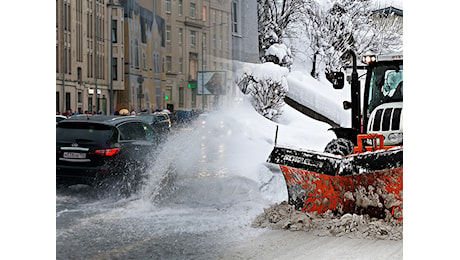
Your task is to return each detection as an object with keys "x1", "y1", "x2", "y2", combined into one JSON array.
[{"x1": 219, "y1": 86, "x2": 404, "y2": 256}]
